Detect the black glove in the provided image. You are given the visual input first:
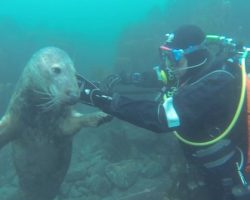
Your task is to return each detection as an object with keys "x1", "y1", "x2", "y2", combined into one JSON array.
[
  {"x1": 99, "y1": 74, "x2": 122, "y2": 94},
  {"x1": 119, "y1": 71, "x2": 134, "y2": 84},
  {"x1": 80, "y1": 88, "x2": 112, "y2": 107},
  {"x1": 99, "y1": 71, "x2": 139, "y2": 94},
  {"x1": 77, "y1": 73, "x2": 113, "y2": 107}
]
